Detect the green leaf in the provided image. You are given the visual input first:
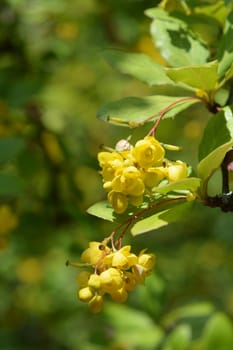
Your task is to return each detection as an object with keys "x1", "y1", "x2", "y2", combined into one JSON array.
[
  {"x1": 102, "y1": 49, "x2": 173, "y2": 86},
  {"x1": 87, "y1": 200, "x2": 116, "y2": 221},
  {"x1": 105, "y1": 303, "x2": 163, "y2": 349},
  {"x1": 217, "y1": 10, "x2": 233, "y2": 77},
  {"x1": 0, "y1": 137, "x2": 25, "y2": 164},
  {"x1": 0, "y1": 173, "x2": 24, "y2": 197},
  {"x1": 202, "y1": 313, "x2": 233, "y2": 350},
  {"x1": 223, "y1": 62, "x2": 233, "y2": 83},
  {"x1": 153, "y1": 177, "x2": 201, "y2": 195},
  {"x1": 214, "y1": 88, "x2": 230, "y2": 106},
  {"x1": 131, "y1": 201, "x2": 192, "y2": 236},
  {"x1": 163, "y1": 302, "x2": 215, "y2": 327},
  {"x1": 163, "y1": 324, "x2": 192, "y2": 350},
  {"x1": 146, "y1": 8, "x2": 209, "y2": 67},
  {"x1": 97, "y1": 95, "x2": 200, "y2": 126},
  {"x1": 198, "y1": 106, "x2": 233, "y2": 161},
  {"x1": 197, "y1": 140, "x2": 233, "y2": 196},
  {"x1": 166, "y1": 61, "x2": 218, "y2": 91}
]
